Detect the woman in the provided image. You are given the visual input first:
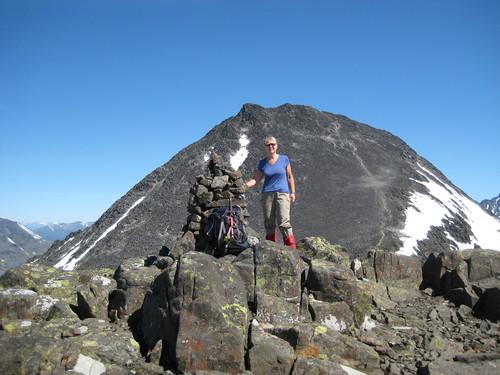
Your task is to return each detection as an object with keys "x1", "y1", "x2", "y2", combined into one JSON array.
[{"x1": 245, "y1": 136, "x2": 297, "y2": 248}]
